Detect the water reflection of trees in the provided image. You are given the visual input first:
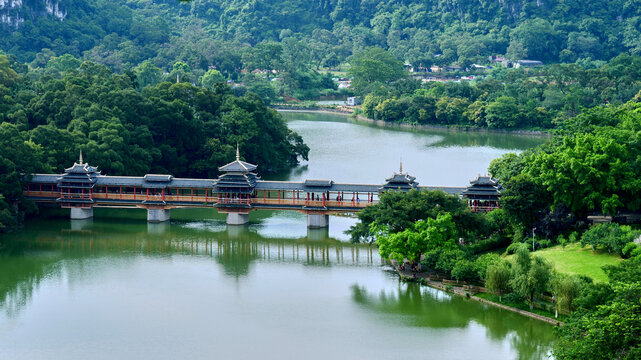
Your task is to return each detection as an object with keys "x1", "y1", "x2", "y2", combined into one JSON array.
[
  {"x1": 428, "y1": 130, "x2": 547, "y2": 150},
  {"x1": 351, "y1": 282, "x2": 554, "y2": 360},
  {"x1": 0, "y1": 221, "x2": 377, "y2": 317},
  {"x1": 0, "y1": 241, "x2": 63, "y2": 318}
]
